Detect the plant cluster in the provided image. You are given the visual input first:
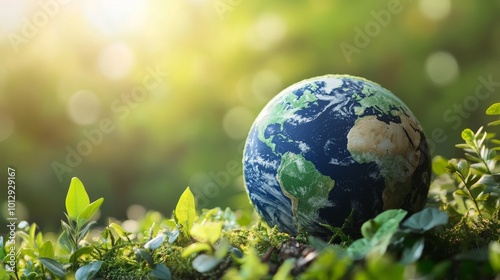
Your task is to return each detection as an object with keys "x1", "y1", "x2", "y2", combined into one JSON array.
[{"x1": 1, "y1": 104, "x2": 500, "y2": 279}]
